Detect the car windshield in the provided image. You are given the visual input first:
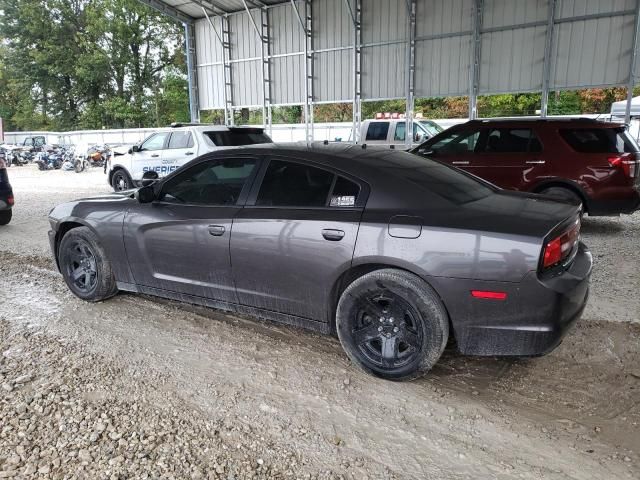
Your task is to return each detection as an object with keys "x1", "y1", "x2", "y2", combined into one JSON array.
[
  {"x1": 204, "y1": 130, "x2": 272, "y2": 147},
  {"x1": 376, "y1": 151, "x2": 495, "y2": 204}
]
